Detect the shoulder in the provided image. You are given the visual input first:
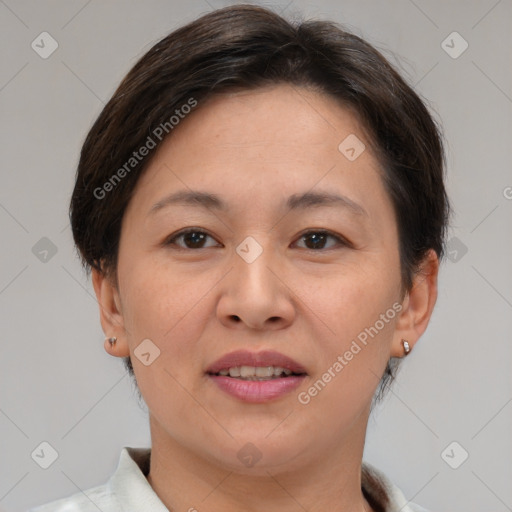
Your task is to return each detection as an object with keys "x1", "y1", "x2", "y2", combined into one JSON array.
[
  {"x1": 361, "y1": 460, "x2": 431, "y2": 512},
  {"x1": 27, "y1": 447, "x2": 137, "y2": 512},
  {"x1": 27, "y1": 481, "x2": 119, "y2": 512},
  {"x1": 408, "y1": 504, "x2": 430, "y2": 512},
  {"x1": 27, "y1": 446, "x2": 162, "y2": 512}
]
